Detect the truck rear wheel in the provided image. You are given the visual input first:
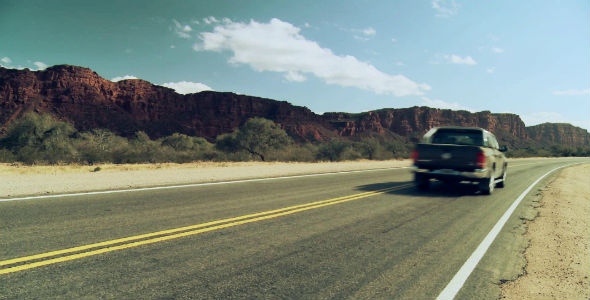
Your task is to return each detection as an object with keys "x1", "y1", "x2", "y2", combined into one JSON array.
[
  {"x1": 415, "y1": 173, "x2": 429, "y2": 190},
  {"x1": 479, "y1": 175, "x2": 495, "y2": 195}
]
